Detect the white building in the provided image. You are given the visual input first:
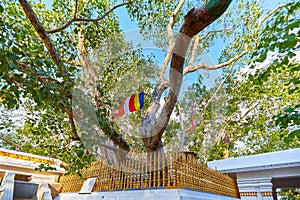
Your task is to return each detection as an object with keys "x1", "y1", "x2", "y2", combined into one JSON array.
[{"x1": 208, "y1": 148, "x2": 300, "y2": 200}]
